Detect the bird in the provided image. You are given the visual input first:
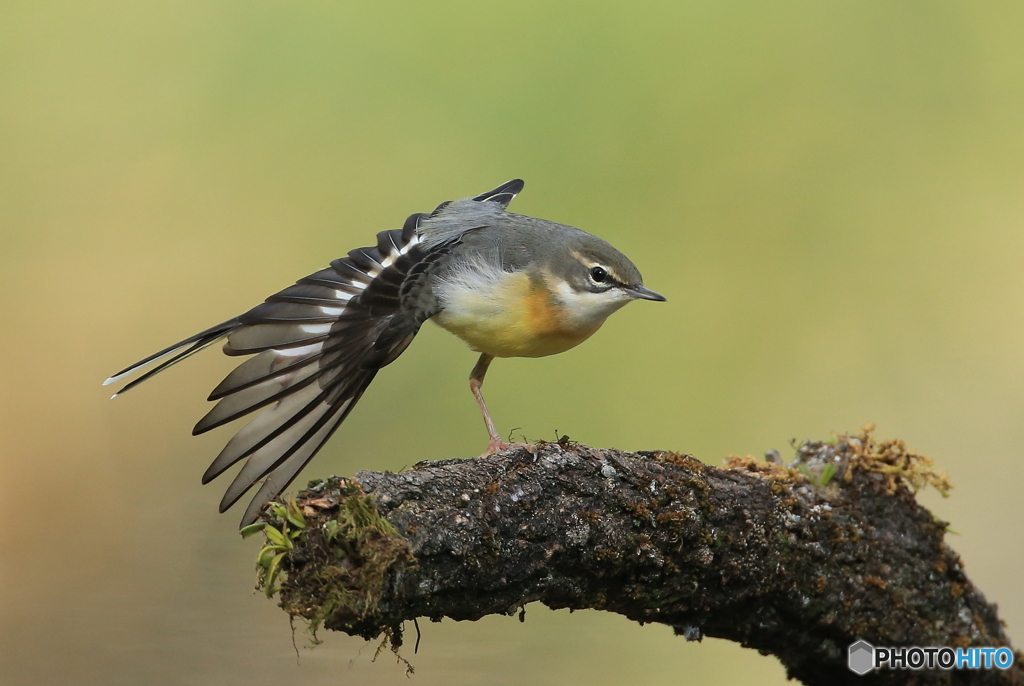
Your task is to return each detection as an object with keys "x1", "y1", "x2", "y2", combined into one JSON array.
[{"x1": 104, "y1": 179, "x2": 666, "y2": 527}]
